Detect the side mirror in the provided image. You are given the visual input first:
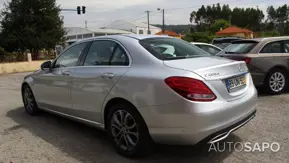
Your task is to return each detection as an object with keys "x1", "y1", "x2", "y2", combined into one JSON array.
[{"x1": 41, "y1": 61, "x2": 52, "y2": 71}]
